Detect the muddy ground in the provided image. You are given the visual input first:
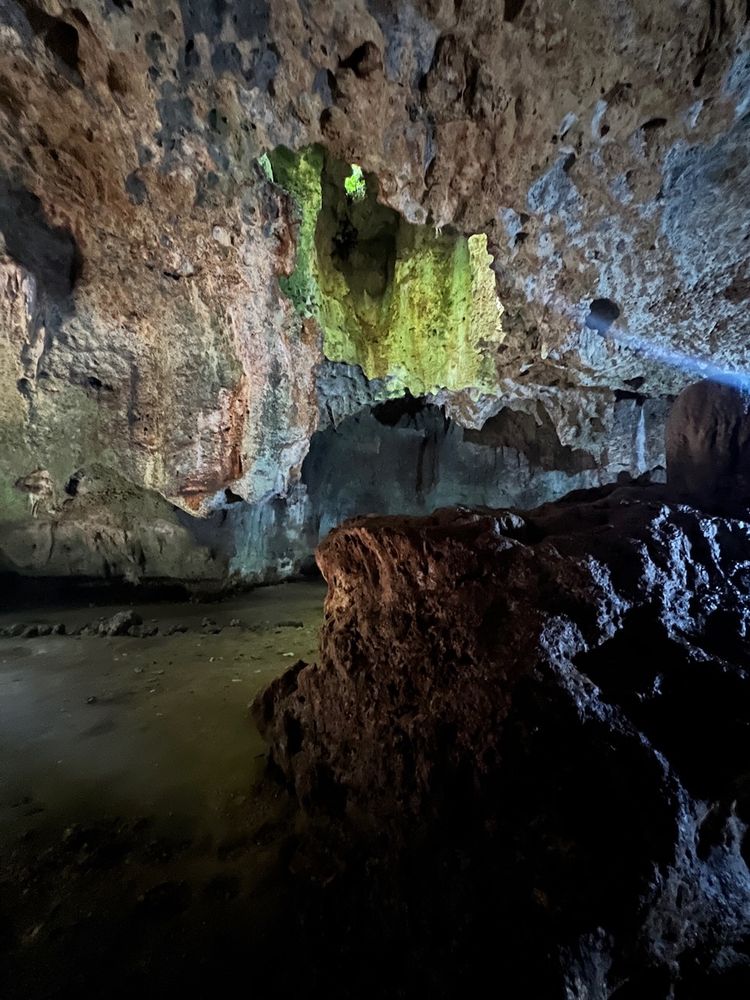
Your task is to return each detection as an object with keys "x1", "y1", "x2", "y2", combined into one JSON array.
[{"x1": 0, "y1": 582, "x2": 329, "y2": 999}]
